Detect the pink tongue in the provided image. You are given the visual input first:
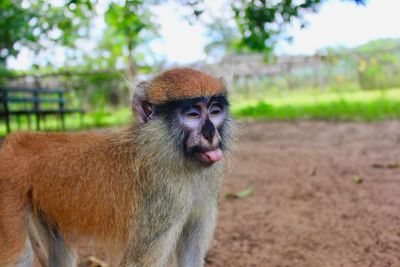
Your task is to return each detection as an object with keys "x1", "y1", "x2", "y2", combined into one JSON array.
[{"x1": 204, "y1": 148, "x2": 223, "y2": 162}]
